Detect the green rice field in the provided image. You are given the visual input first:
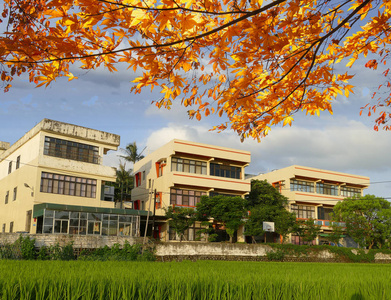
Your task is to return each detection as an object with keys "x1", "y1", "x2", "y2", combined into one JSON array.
[{"x1": 0, "y1": 260, "x2": 390, "y2": 299}]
